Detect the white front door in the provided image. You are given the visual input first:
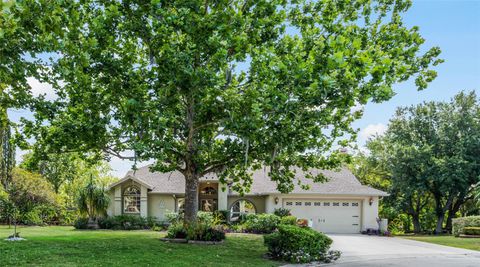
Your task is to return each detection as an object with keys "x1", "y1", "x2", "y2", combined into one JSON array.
[{"x1": 283, "y1": 199, "x2": 361, "y2": 234}]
